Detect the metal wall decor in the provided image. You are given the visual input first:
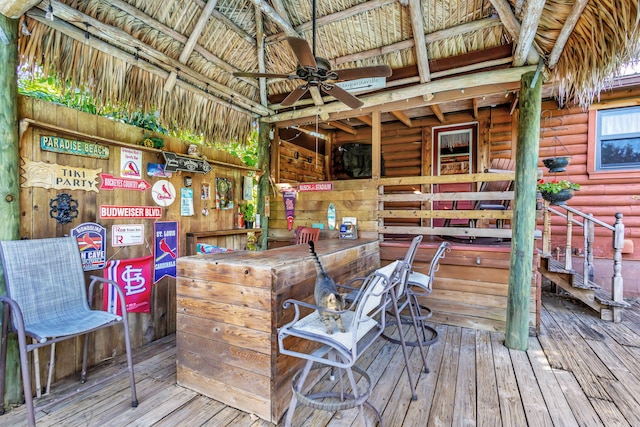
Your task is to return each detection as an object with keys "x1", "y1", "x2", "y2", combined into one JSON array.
[
  {"x1": 49, "y1": 193, "x2": 79, "y2": 224},
  {"x1": 162, "y1": 152, "x2": 212, "y2": 174}
]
